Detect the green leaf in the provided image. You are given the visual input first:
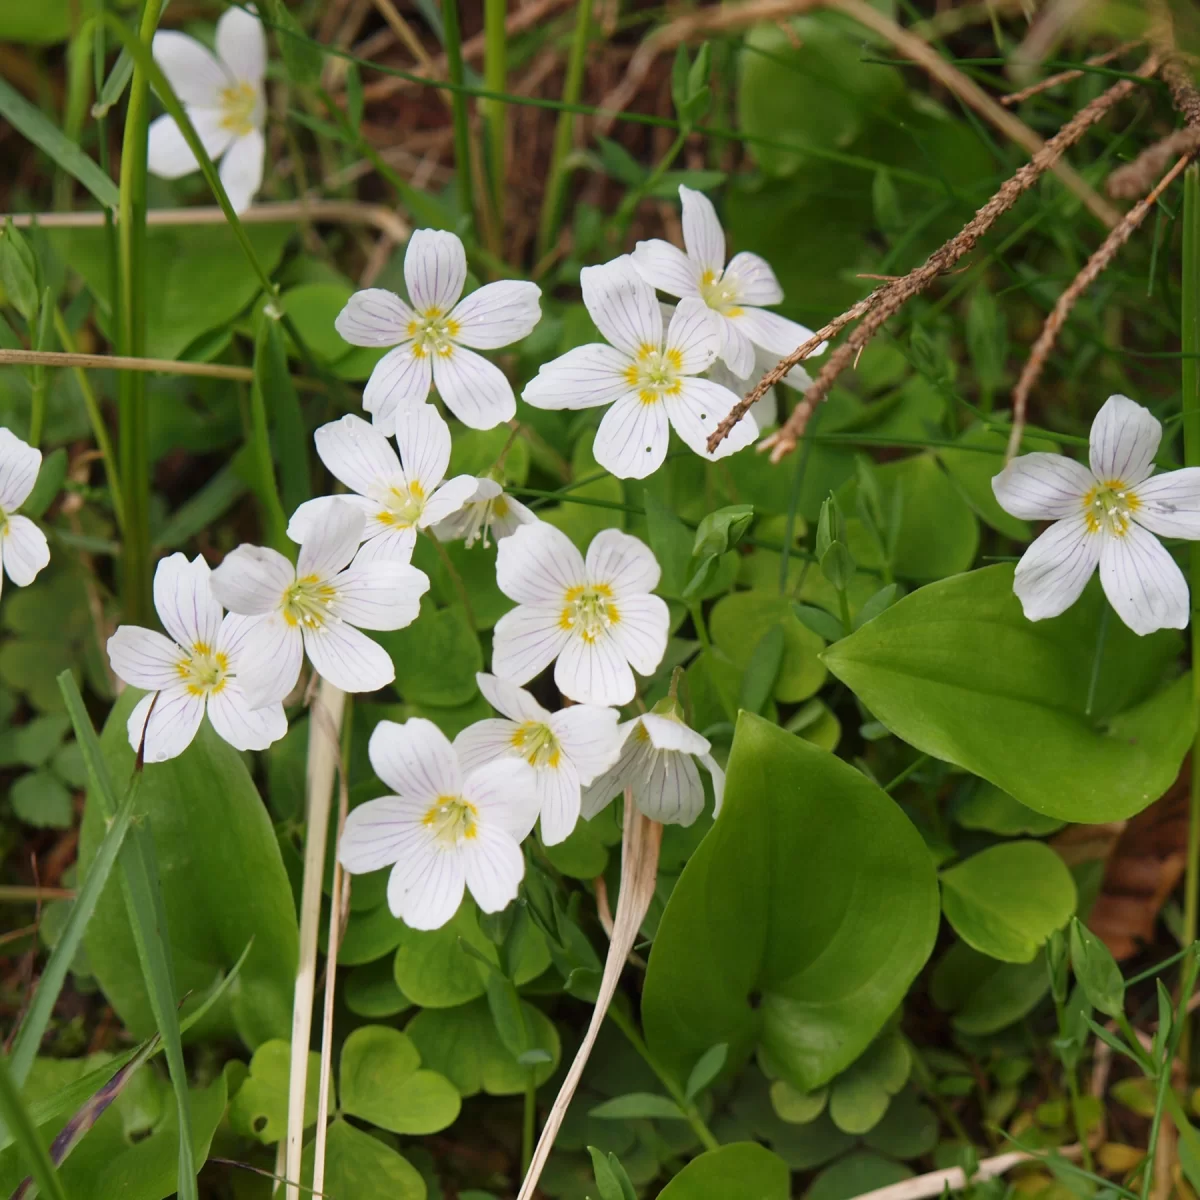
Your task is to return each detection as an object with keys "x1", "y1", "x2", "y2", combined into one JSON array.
[
  {"x1": 793, "y1": 603, "x2": 845, "y2": 643},
  {"x1": 10, "y1": 770, "x2": 73, "y2": 828},
  {"x1": 589, "y1": 1146, "x2": 637, "y2": 1200},
  {"x1": 806, "y1": 1151, "x2": 913, "y2": 1200},
  {"x1": 710, "y1": 591, "x2": 826, "y2": 703},
  {"x1": 644, "y1": 494, "x2": 694, "y2": 598},
  {"x1": 0, "y1": 78, "x2": 118, "y2": 209},
  {"x1": 828, "y1": 1031, "x2": 910, "y2": 1134},
  {"x1": 227, "y1": 1041, "x2": 326, "y2": 1145},
  {"x1": 263, "y1": 0, "x2": 324, "y2": 84},
  {"x1": 940, "y1": 841, "x2": 1076, "y2": 963},
  {"x1": 590, "y1": 1094, "x2": 688, "y2": 1121},
  {"x1": 1069, "y1": 918, "x2": 1125, "y2": 1019},
  {"x1": 78, "y1": 689, "x2": 298, "y2": 1048},
  {"x1": 0, "y1": 1054, "x2": 70, "y2": 1200},
  {"x1": 642, "y1": 713, "x2": 939, "y2": 1092},
  {"x1": 345, "y1": 958, "x2": 412, "y2": 1018},
  {"x1": 22, "y1": 447, "x2": 66, "y2": 519},
  {"x1": 693, "y1": 505, "x2": 754, "y2": 558},
  {"x1": 0, "y1": 221, "x2": 39, "y2": 322},
  {"x1": 953, "y1": 781, "x2": 1064, "y2": 836},
  {"x1": 862, "y1": 1090, "x2": 938, "y2": 1159},
  {"x1": 930, "y1": 941, "x2": 1050, "y2": 1035},
  {"x1": 379, "y1": 604, "x2": 482, "y2": 707},
  {"x1": 770, "y1": 1080, "x2": 828, "y2": 1123},
  {"x1": 300, "y1": 1119, "x2": 426, "y2": 1200},
  {"x1": 339, "y1": 1025, "x2": 461, "y2": 1135},
  {"x1": 823, "y1": 565, "x2": 1192, "y2": 822},
  {"x1": 685, "y1": 1043, "x2": 728, "y2": 1102},
  {"x1": 256, "y1": 317, "x2": 311, "y2": 518},
  {"x1": 740, "y1": 625, "x2": 785, "y2": 714},
  {"x1": 656, "y1": 1143, "x2": 790, "y2": 1199}
]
